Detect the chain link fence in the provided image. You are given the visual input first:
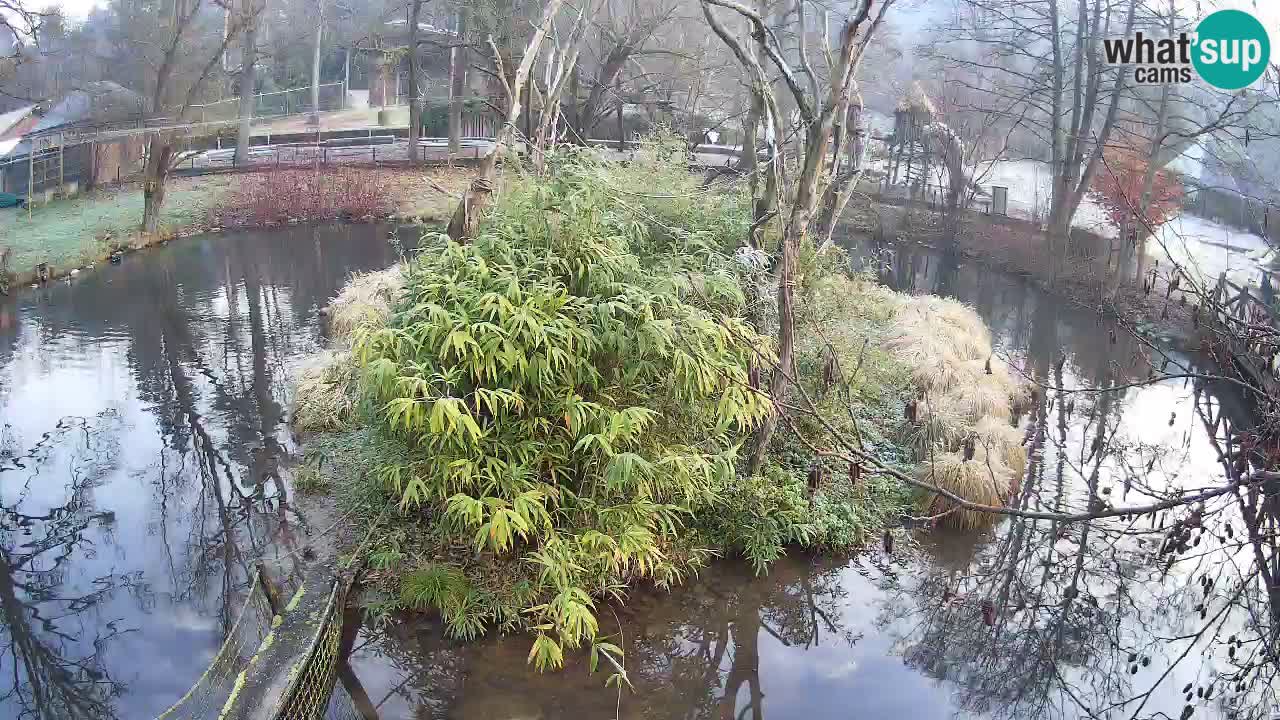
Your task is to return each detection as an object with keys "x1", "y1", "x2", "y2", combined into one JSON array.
[{"x1": 191, "y1": 83, "x2": 347, "y2": 124}]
